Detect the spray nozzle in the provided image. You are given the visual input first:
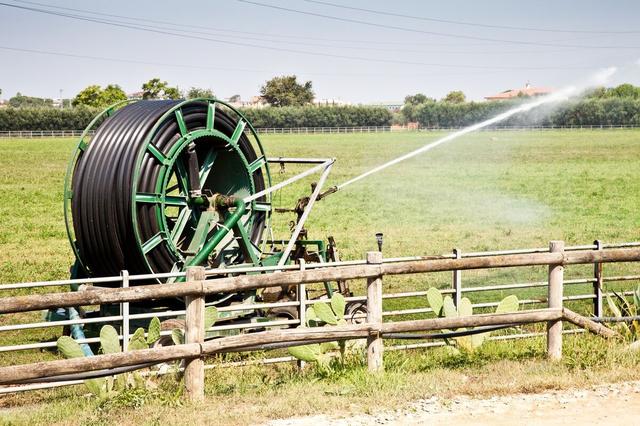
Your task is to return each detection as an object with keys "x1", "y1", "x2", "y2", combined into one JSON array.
[{"x1": 375, "y1": 232, "x2": 384, "y2": 252}]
